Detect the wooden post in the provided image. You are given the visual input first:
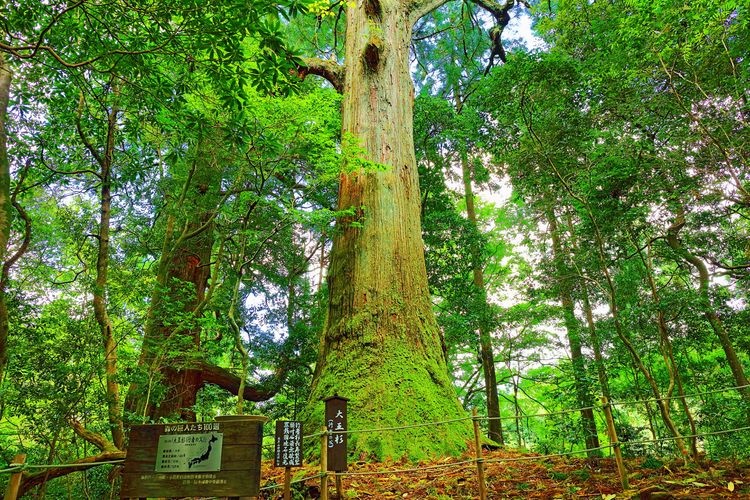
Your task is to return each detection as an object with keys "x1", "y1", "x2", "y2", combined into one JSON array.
[
  {"x1": 3, "y1": 454, "x2": 26, "y2": 500},
  {"x1": 472, "y1": 409, "x2": 488, "y2": 500},
  {"x1": 320, "y1": 427, "x2": 328, "y2": 500},
  {"x1": 335, "y1": 474, "x2": 343, "y2": 498},
  {"x1": 283, "y1": 467, "x2": 291, "y2": 500},
  {"x1": 601, "y1": 397, "x2": 629, "y2": 490}
]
